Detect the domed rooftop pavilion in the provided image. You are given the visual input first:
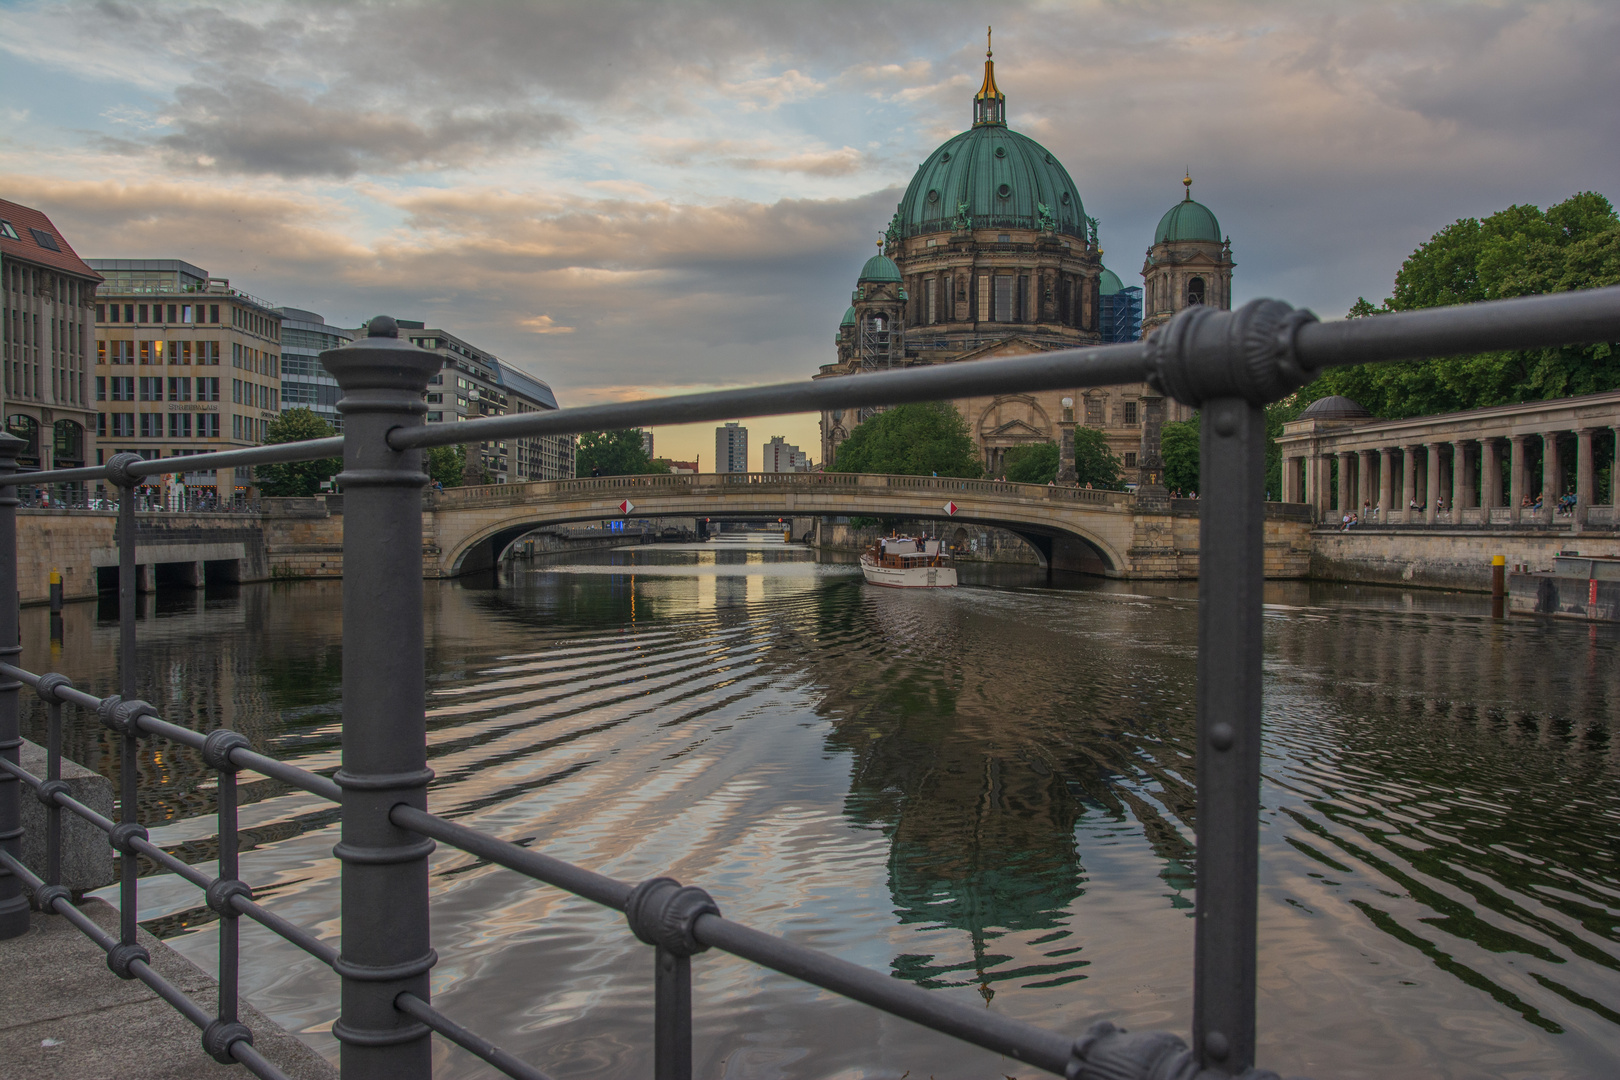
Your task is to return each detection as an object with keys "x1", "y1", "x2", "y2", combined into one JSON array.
[
  {"x1": 1098, "y1": 267, "x2": 1125, "y2": 295},
  {"x1": 1299, "y1": 395, "x2": 1373, "y2": 421},
  {"x1": 858, "y1": 253, "x2": 903, "y2": 283}
]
